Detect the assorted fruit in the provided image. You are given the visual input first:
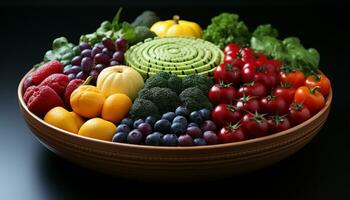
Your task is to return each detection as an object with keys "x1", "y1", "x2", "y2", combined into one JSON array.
[{"x1": 22, "y1": 9, "x2": 331, "y2": 147}]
